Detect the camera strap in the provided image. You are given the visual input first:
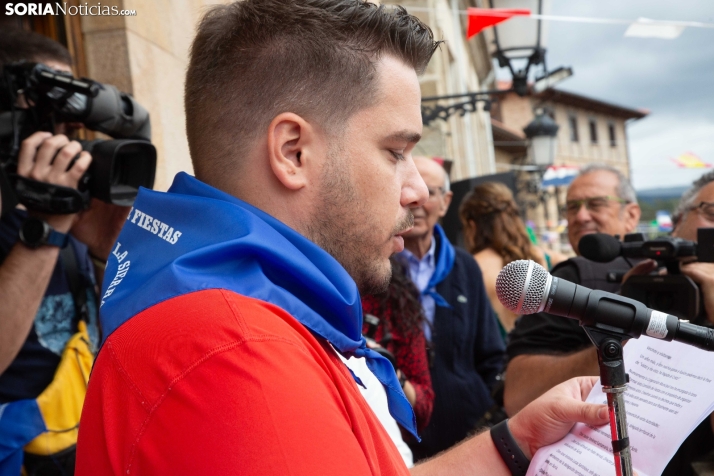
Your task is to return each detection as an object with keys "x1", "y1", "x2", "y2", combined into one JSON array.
[
  {"x1": 60, "y1": 243, "x2": 90, "y2": 325},
  {"x1": 0, "y1": 166, "x2": 18, "y2": 218},
  {"x1": 11, "y1": 175, "x2": 90, "y2": 215}
]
